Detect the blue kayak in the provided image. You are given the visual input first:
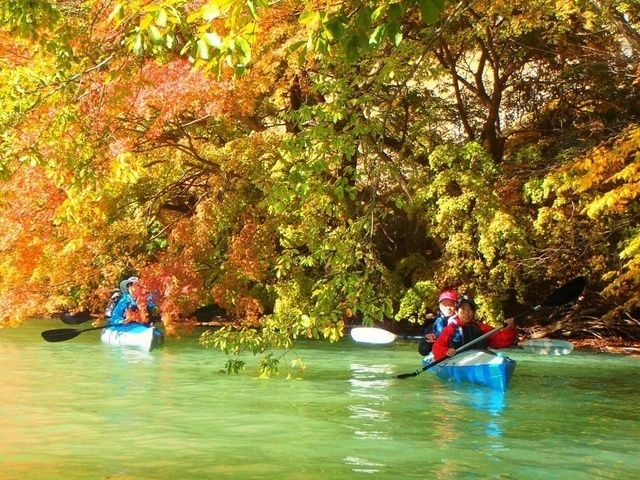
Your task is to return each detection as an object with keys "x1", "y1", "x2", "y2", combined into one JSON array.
[
  {"x1": 424, "y1": 349, "x2": 516, "y2": 392},
  {"x1": 100, "y1": 323, "x2": 164, "y2": 352}
]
